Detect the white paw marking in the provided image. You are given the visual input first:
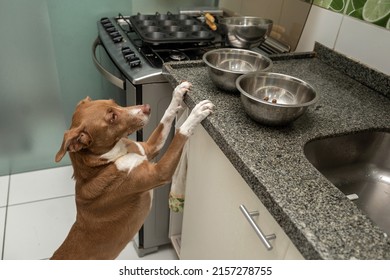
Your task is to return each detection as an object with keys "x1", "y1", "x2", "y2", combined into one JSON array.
[
  {"x1": 158, "y1": 82, "x2": 192, "y2": 150},
  {"x1": 179, "y1": 100, "x2": 215, "y2": 136},
  {"x1": 161, "y1": 82, "x2": 191, "y2": 124},
  {"x1": 174, "y1": 81, "x2": 191, "y2": 100}
]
